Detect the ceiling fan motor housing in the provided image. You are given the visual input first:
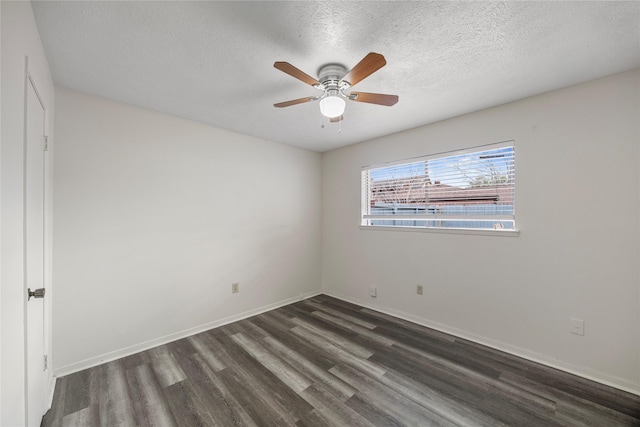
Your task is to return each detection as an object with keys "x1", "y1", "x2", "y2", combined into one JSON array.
[{"x1": 317, "y1": 64, "x2": 349, "y2": 93}]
